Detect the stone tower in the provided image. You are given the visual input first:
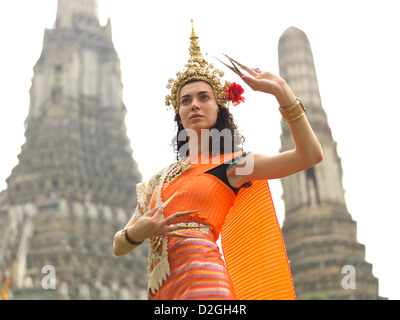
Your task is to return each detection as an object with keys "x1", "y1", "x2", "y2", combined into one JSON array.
[
  {"x1": 278, "y1": 27, "x2": 381, "y2": 299},
  {"x1": 0, "y1": 0, "x2": 147, "y2": 299}
]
